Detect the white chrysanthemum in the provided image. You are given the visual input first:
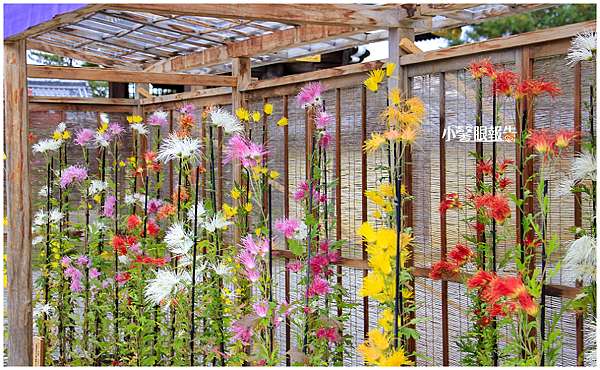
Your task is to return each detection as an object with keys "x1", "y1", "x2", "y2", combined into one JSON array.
[
  {"x1": 118, "y1": 255, "x2": 130, "y2": 265},
  {"x1": 213, "y1": 262, "x2": 231, "y2": 277},
  {"x1": 94, "y1": 132, "x2": 110, "y2": 147},
  {"x1": 293, "y1": 221, "x2": 309, "y2": 240},
  {"x1": 130, "y1": 123, "x2": 148, "y2": 136},
  {"x1": 555, "y1": 176, "x2": 576, "y2": 197},
  {"x1": 567, "y1": 30, "x2": 596, "y2": 66},
  {"x1": 124, "y1": 193, "x2": 144, "y2": 205},
  {"x1": 33, "y1": 303, "x2": 54, "y2": 318},
  {"x1": 563, "y1": 235, "x2": 596, "y2": 284},
  {"x1": 157, "y1": 133, "x2": 201, "y2": 164},
  {"x1": 210, "y1": 107, "x2": 243, "y2": 134},
  {"x1": 144, "y1": 268, "x2": 189, "y2": 308},
  {"x1": 584, "y1": 317, "x2": 597, "y2": 366},
  {"x1": 572, "y1": 150, "x2": 596, "y2": 182},
  {"x1": 33, "y1": 210, "x2": 46, "y2": 227},
  {"x1": 49, "y1": 208, "x2": 64, "y2": 224},
  {"x1": 187, "y1": 201, "x2": 206, "y2": 222},
  {"x1": 55, "y1": 122, "x2": 67, "y2": 133},
  {"x1": 88, "y1": 180, "x2": 108, "y2": 195},
  {"x1": 203, "y1": 212, "x2": 231, "y2": 232},
  {"x1": 32, "y1": 235, "x2": 44, "y2": 245},
  {"x1": 164, "y1": 222, "x2": 194, "y2": 255},
  {"x1": 32, "y1": 139, "x2": 62, "y2": 154}
]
